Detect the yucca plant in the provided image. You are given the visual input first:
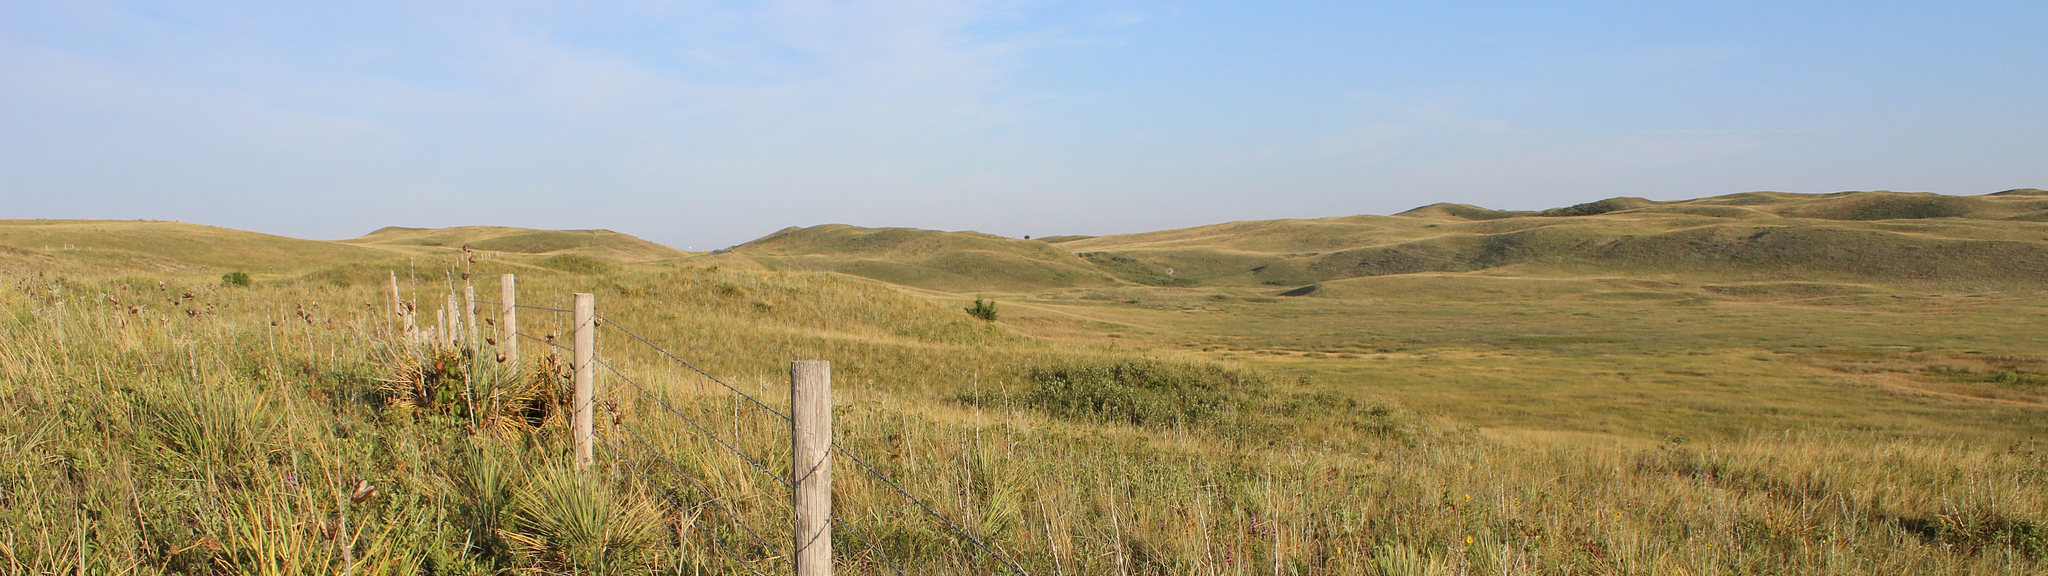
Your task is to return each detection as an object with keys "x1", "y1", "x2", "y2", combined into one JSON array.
[
  {"x1": 374, "y1": 340, "x2": 568, "y2": 440},
  {"x1": 1371, "y1": 543, "x2": 1447, "y2": 576},
  {"x1": 501, "y1": 464, "x2": 665, "y2": 574}
]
